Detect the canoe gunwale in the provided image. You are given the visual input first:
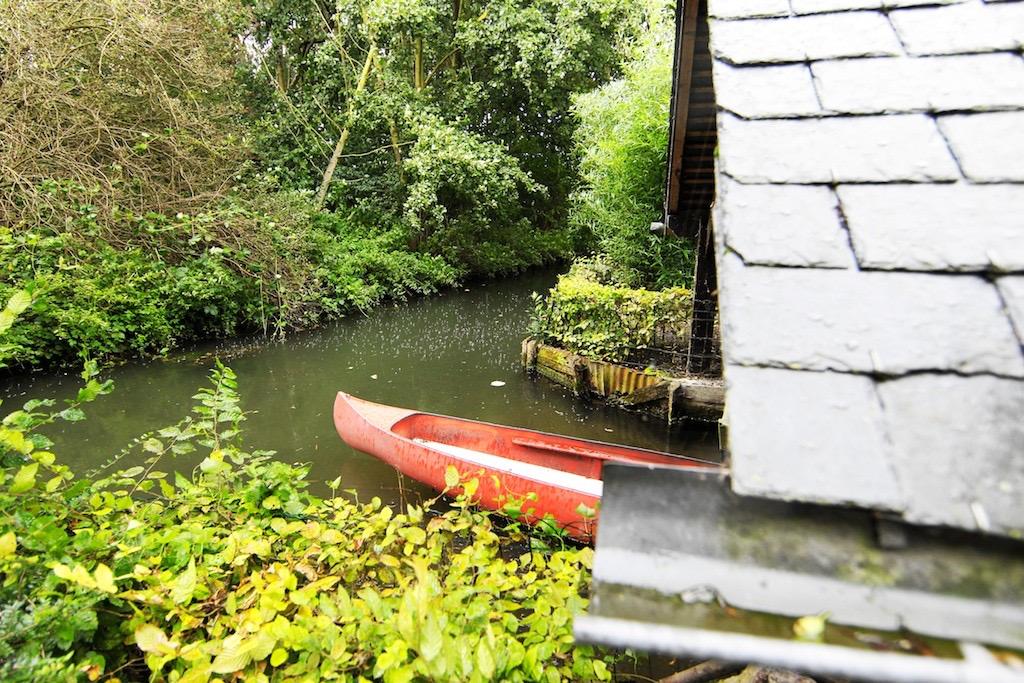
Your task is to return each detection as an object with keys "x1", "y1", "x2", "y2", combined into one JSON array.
[{"x1": 340, "y1": 391, "x2": 719, "y2": 469}]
